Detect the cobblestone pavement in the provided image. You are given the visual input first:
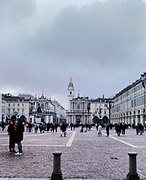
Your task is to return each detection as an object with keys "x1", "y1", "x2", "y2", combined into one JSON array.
[{"x1": 1, "y1": 127, "x2": 146, "y2": 180}]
